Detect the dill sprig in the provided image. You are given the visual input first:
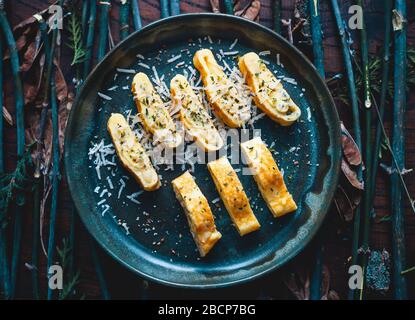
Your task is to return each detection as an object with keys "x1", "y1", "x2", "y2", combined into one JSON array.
[
  {"x1": 67, "y1": 11, "x2": 86, "y2": 66},
  {"x1": 0, "y1": 147, "x2": 32, "y2": 222},
  {"x1": 330, "y1": 46, "x2": 415, "y2": 106},
  {"x1": 56, "y1": 238, "x2": 83, "y2": 300}
]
